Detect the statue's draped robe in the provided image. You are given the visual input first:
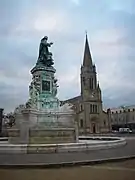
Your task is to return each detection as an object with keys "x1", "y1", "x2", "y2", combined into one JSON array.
[
  {"x1": 37, "y1": 37, "x2": 53, "y2": 67},
  {"x1": 38, "y1": 40, "x2": 49, "y2": 60}
]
